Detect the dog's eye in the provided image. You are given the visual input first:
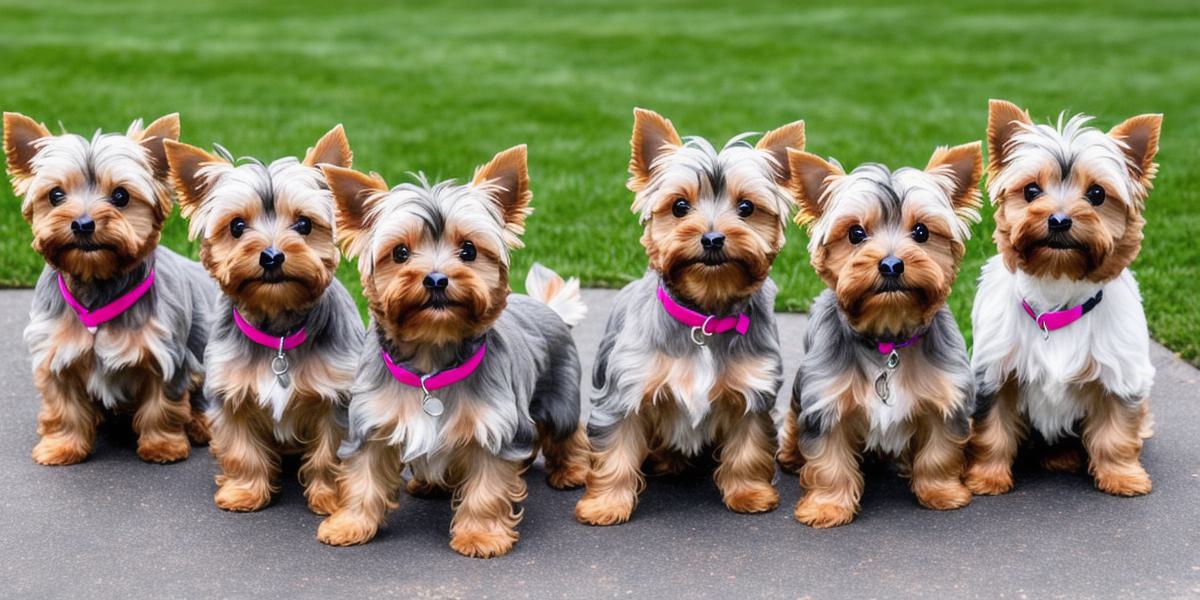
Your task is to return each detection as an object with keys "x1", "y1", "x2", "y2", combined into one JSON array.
[
  {"x1": 1085, "y1": 184, "x2": 1106, "y2": 206},
  {"x1": 1023, "y1": 183, "x2": 1042, "y2": 202},
  {"x1": 736, "y1": 199, "x2": 754, "y2": 218},
  {"x1": 48, "y1": 187, "x2": 66, "y2": 206},
  {"x1": 110, "y1": 186, "x2": 130, "y2": 207},
  {"x1": 459, "y1": 240, "x2": 477, "y2": 262},
  {"x1": 392, "y1": 244, "x2": 409, "y2": 264},
  {"x1": 229, "y1": 217, "x2": 247, "y2": 239},
  {"x1": 848, "y1": 225, "x2": 867, "y2": 245},
  {"x1": 671, "y1": 198, "x2": 690, "y2": 218},
  {"x1": 911, "y1": 223, "x2": 929, "y2": 243},
  {"x1": 292, "y1": 216, "x2": 312, "y2": 235}
]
